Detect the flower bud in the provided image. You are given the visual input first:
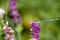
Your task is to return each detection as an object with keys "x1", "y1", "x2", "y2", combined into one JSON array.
[{"x1": 0, "y1": 8, "x2": 5, "y2": 19}]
